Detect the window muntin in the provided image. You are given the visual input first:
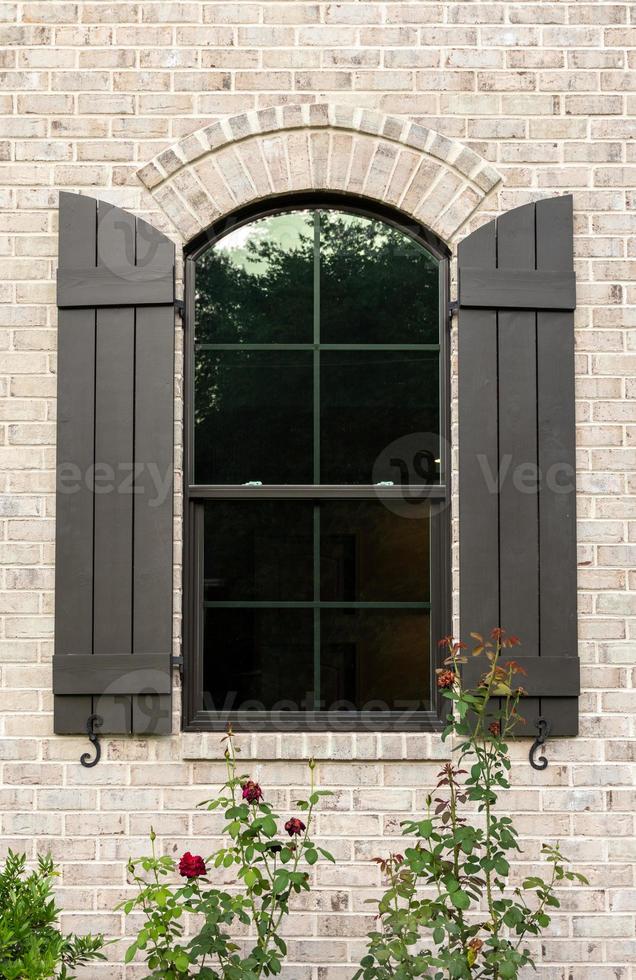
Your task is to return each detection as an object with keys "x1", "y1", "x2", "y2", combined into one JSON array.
[{"x1": 187, "y1": 202, "x2": 448, "y2": 728}]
